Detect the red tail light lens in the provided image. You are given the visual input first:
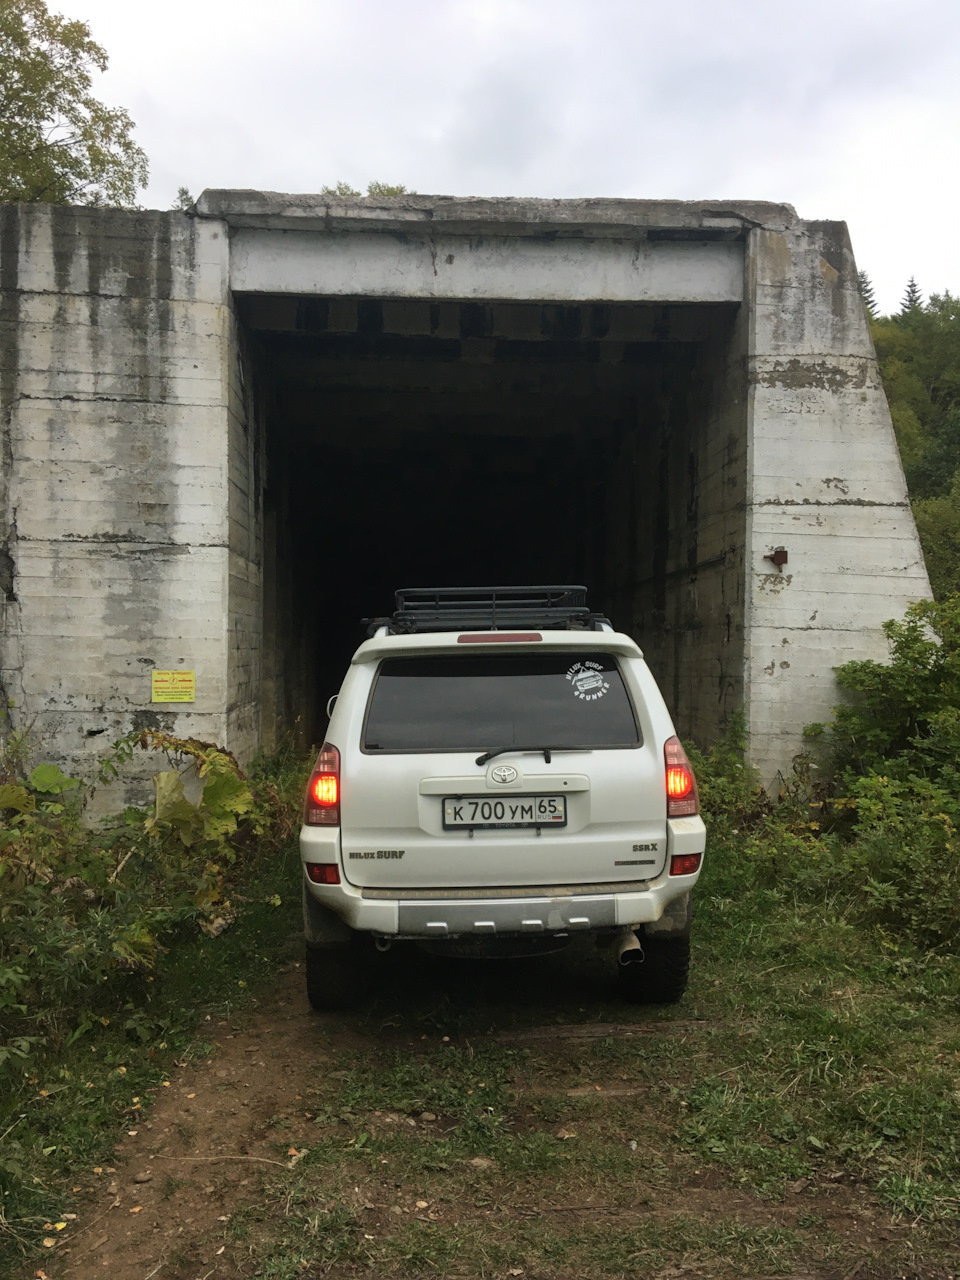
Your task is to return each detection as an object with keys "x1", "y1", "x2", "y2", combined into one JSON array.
[
  {"x1": 304, "y1": 743, "x2": 340, "y2": 826},
  {"x1": 305, "y1": 862, "x2": 341, "y2": 884},
  {"x1": 664, "y1": 736, "x2": 699, "y2": 817},
  {"x1": 311, "y1": 774, "x2": 338, "y2": 806},
  {"x1": 670, "y1": 852, "x2": 703, "y2": 877}
]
